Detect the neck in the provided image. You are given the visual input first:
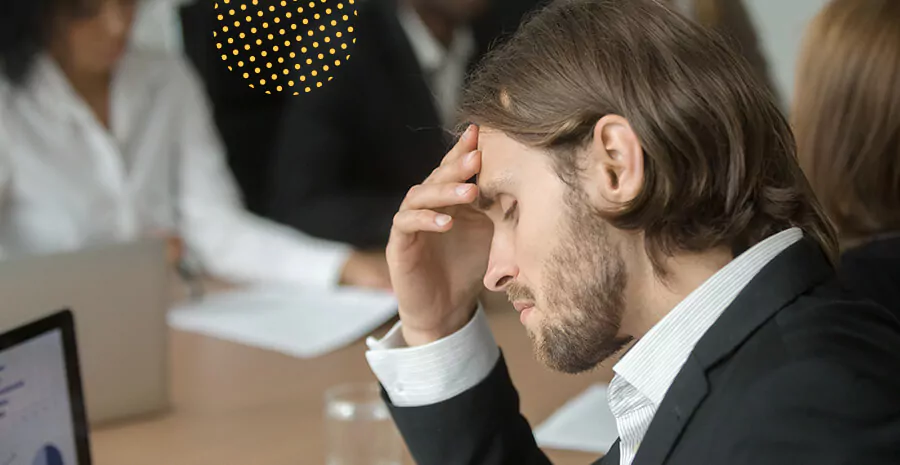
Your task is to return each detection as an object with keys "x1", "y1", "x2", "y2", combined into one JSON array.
[
  {"x1": 407, "y1": 0, "x2": 457, "y2": 48},
  {"x1": 49, "y1": 45, "x2": 110, "y2": 99},
  {"x1": 64, "y1": 67, "x2": 110, "y2": 102},
  {"x1": 621, "y1": 246, "x2": 734, "y2": 339},
  {"x1": 54, "y1": 55, "x2": 113, "y2": 126}
]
